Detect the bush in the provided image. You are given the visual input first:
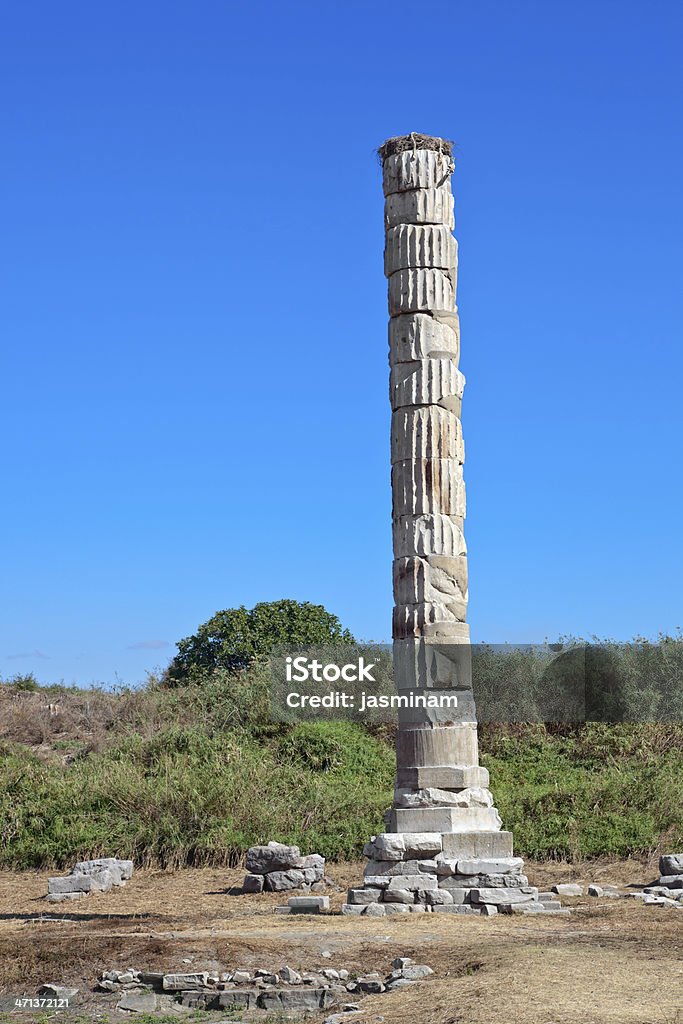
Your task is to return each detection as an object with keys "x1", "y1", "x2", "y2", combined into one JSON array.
[{"x1": 166, "y1": 599, "x2": 355, "y2": 683}]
